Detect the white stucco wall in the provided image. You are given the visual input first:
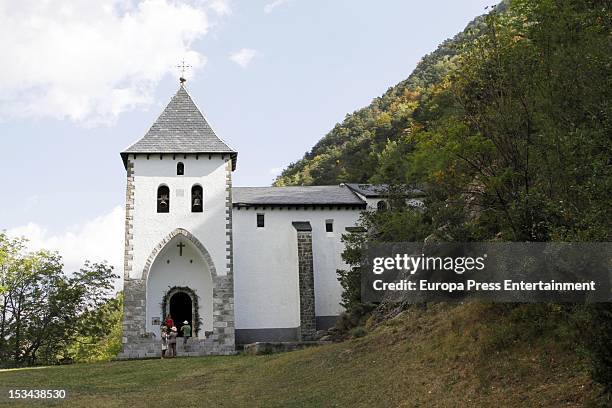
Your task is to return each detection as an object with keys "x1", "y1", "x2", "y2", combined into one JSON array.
[
  {"x1": 365, "y1": 197, "x2": 387, "y2": 210},
  {"x1": 129, "y1": 155, "x2": 229, "y2": 339},
  {"x1": 232, "y1": 207, "x2": 361, "y2": 330},
  {"x1": 129, "y1": 155, "x2": 229, "y2": 280},
  {"x1": 146, "y1": 236, "x2": 213, "y2": 339},
  {"x1": 362, "y1": 196, "x2": 423, "y2": 211},
  {"x1": 128, "y1": 154, "x2": 364, "y2": 333}
]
